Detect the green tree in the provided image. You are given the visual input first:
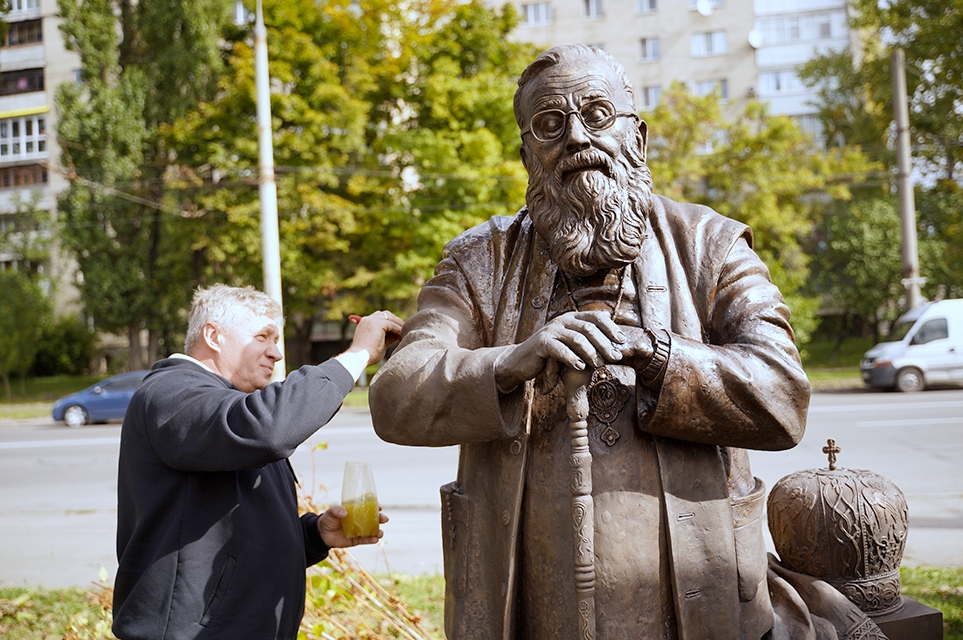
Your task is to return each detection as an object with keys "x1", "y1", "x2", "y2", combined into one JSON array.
[
  {"x1": 0, "y1": 271, "x2": 47, "y2": 399},
  {"x1": 164, "y1": 0, "x2": 534, "y2": 367},
  {"x1": 797, "y1": 1, "x2": 963, "y2": 316},
  {"x1": 30, "y1": 315, "x2": 98, "y2": 377},
  {"x1": 644, "y1": 83, "x2": 879, "y2": 344},
  {"x1": 800, "y1": 0, "x2": 963, "y2": 181},
  {"x1": 0, "y1": 192, "x2": 53, "y2": 277},
  {"x1": 56, "y1": 0, "x2": 233, "y2": 370}
]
